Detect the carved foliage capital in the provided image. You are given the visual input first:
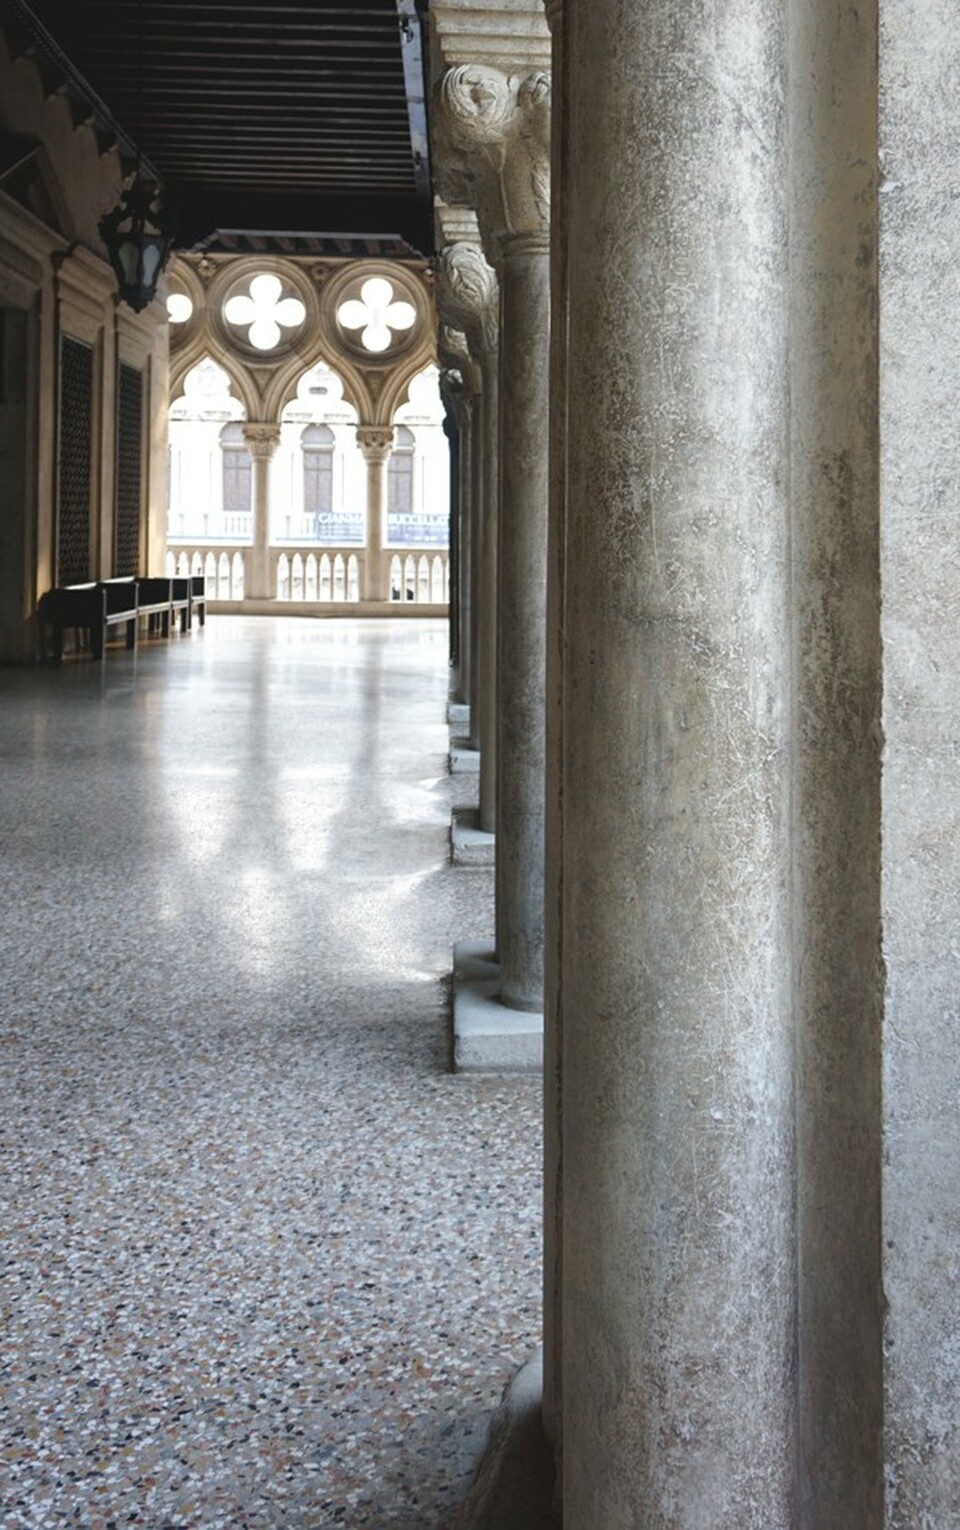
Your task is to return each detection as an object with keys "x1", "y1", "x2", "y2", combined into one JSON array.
[
  {"x1": 435, "y1": 64, "x2": 551, "y2": 245},
  {"x1": 437, "y1": 324, "x2": 481, "y2": 396},
  {"x1": 241, "y1": 422, "x2": 281, "y2": 460},
  {"x1": 356, "y1": 425, "x2": 395, "y2": 463},
  {"x1": 436, "y1": 243, "x2": 499, "y2": 355}
]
